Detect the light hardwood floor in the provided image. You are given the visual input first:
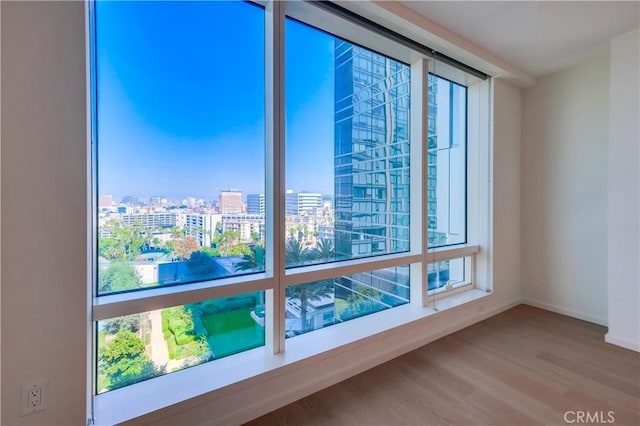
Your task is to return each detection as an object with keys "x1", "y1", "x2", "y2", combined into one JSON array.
[{"x1": 245, "y1": 305, "x2": 640, "y2": 426}]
